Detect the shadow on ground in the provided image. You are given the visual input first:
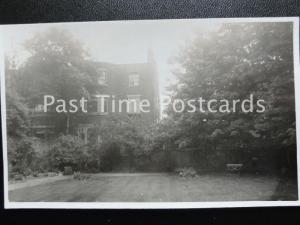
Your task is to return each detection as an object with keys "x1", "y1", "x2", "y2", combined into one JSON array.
[{"x1": 270, "y1": 178, "x2": 298, "y2": 201}]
